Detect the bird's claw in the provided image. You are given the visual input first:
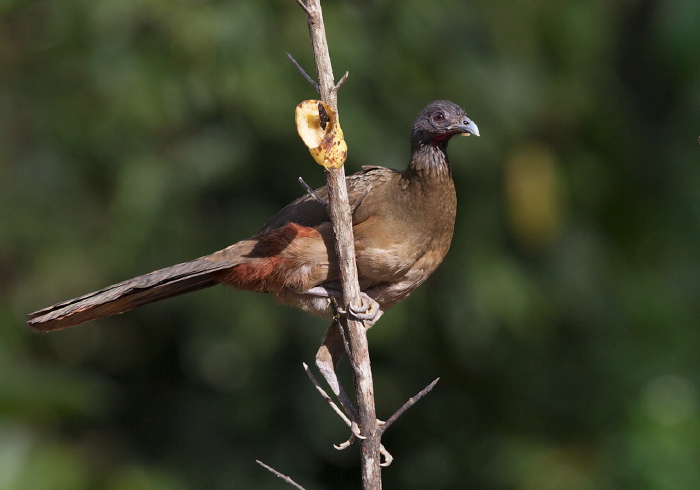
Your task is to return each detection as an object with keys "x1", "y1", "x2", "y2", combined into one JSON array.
[
  {"x1": 380, "y1": 445, "x2": 394, "y2": 466},
  {"x1": 334, "y1": 435, "x2": 354, "y2": 451},
  {"x1": 350, "y1": 420, "x2": 365, "y2": 440},
  {"x1": 337, "y1": 292, "x2": 380, "y2": 324},
  {"x1": 334, "y1": 429, "x2": 361, "y2": 451},
  {"x1": 333, "y1": 422, "x2": 394, "y2": 467}
]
